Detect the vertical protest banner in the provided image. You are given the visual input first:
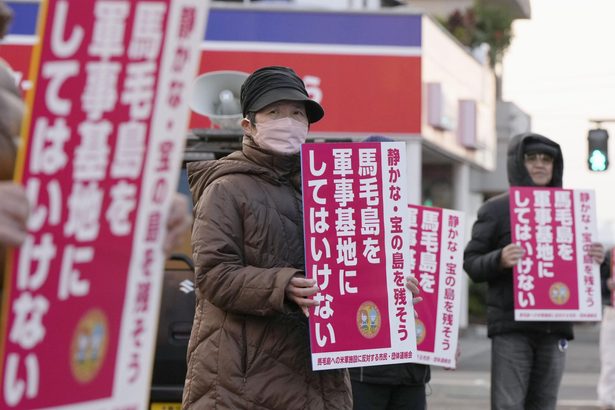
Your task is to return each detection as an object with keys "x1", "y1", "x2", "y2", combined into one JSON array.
[
  {"x1": 408, "y1": 204, "x2": 464, "y2": 368},
  {"x1": 301, "y1": 142, "x2": 416, "y2": 371},
  {"x1": 510, "y1": 187, "x2": 601, "y2": 321},
  {"x1": 0, "y1": 1, "x2": 208, "y2": 409}
]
